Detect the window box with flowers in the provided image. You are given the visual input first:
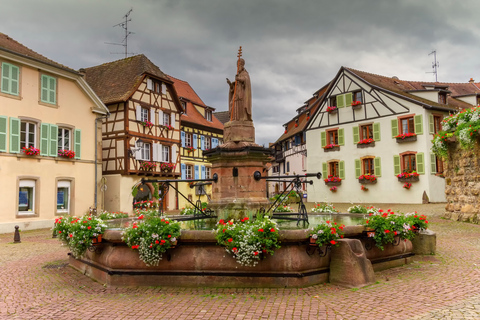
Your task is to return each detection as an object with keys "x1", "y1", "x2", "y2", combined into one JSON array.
[
  {"x1": 324, "y1": 176, "x2": 341, "y2": 186},
  {"x1": 326, "y1": 106, "x2": 337, "y2": 114},
  {"x1": 58, "y1": 149, "x2": 75, "y2": 159},
  {"x1": 160, "y1": 162, "x2": 175, "y2": 172},
  {"x1": 351, "y1": 101, "x2": 362, "y2": 110},
  {"x1": 357, "y1": 138, "x2": 375, "y2": 148},
  {"x1": 323, "y1": 144, "x2": 340, "y2": 152},
  {"x1": 140, "y1": 161, "x2": 157, "y2": 171},
  {"x1": 186, "y1": 146, "x2": 195, "y2": 153},
  {"x1": 395, "y1": 132, "x2": 417, "y2": 143},
  {"x1": 162, "y1": 124, "x2": 173, "y2": 131},
  {"x1": 397, "y1": 171, "x2": 419, "y2": 182},
  {"x1": 140, "y1": 121, "x2": 154, "y2": 128},
  {"x1": 22, "y1": 146, "x2": 40, "y2": 156},
  {"x1": 359, "y1": 174, "x2": 377, "y2": 184}
]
